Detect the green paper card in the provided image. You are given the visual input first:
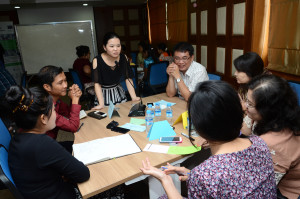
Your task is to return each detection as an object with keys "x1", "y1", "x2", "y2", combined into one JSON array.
[
  {"x1": 168, "y1": 146, "x2": 201, "y2": 155},
  {"x1": 130, "y1": 118, "x2": 146, "y2": 125}
]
